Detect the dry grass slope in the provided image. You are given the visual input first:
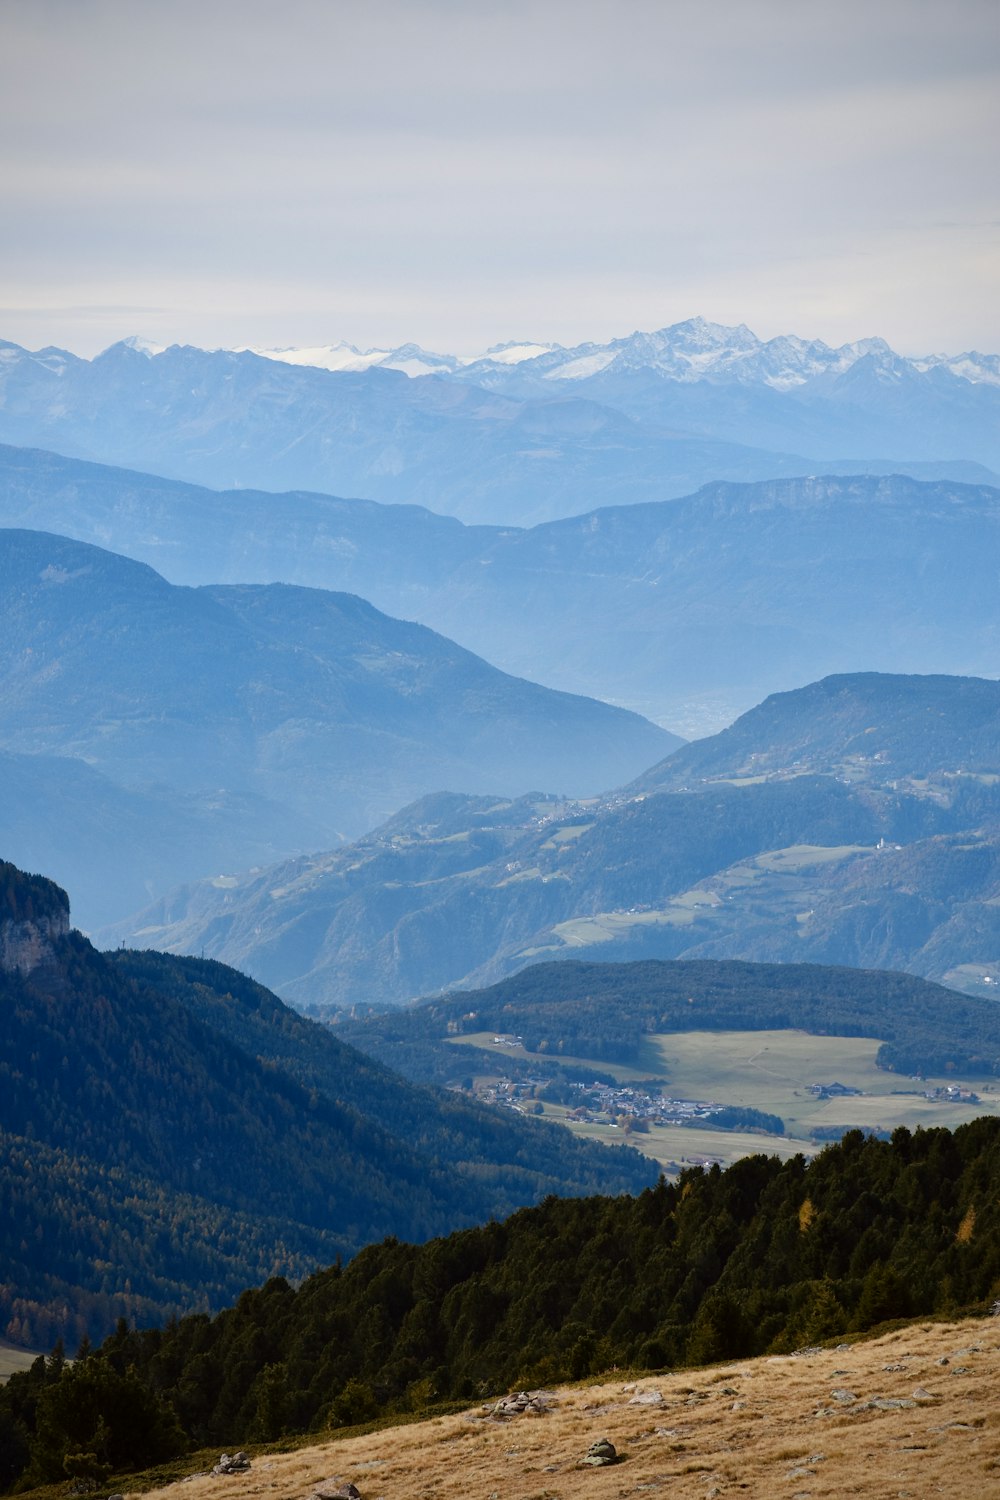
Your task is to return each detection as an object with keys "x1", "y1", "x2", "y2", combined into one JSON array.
[{"x1": 136, "y1": 1316, "x2": 1000, "y2": 1500}]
